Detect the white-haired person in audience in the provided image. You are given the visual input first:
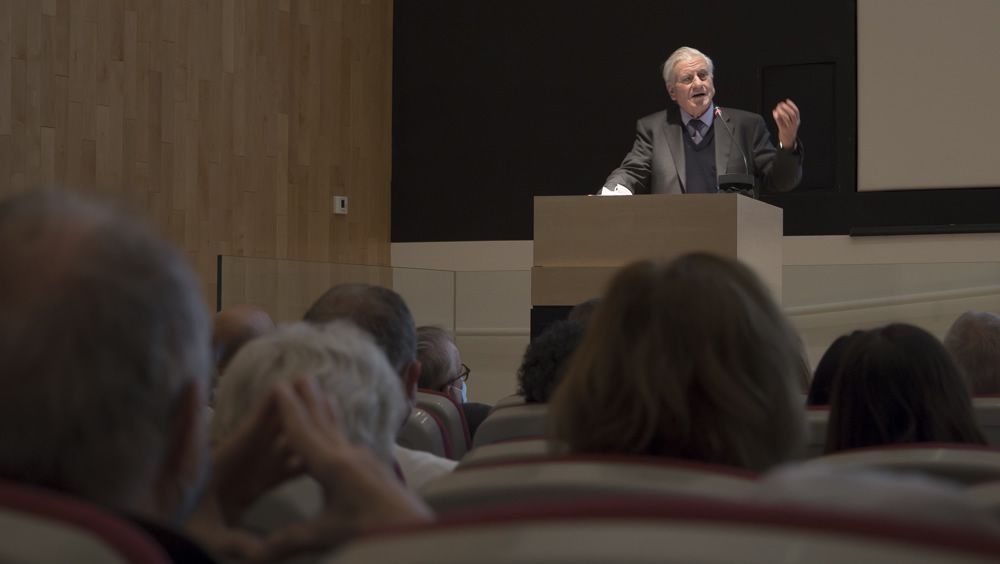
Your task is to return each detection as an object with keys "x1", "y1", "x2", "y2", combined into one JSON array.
[
  {"x1": 825, "y1": 323, "x2": 986, "y2": 453},
  {"x1": 944, "y1": 310, "x2": 1000, "y2": 395},
  {"x1": 213, "y1": 321, "x2": 410, "y2": 536},
  {"x1": 304, "y1": 284, "x2": 457, "y2": 489},
  {"x1": 0, "y1": 190, "x2": 429, "y2": 563},
  {"x1": 416, "y1": 325, "x2": 491, "y2": 438},
  {"x1": 549, "y1": 253, "x2": 810, "y2": 471}
]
